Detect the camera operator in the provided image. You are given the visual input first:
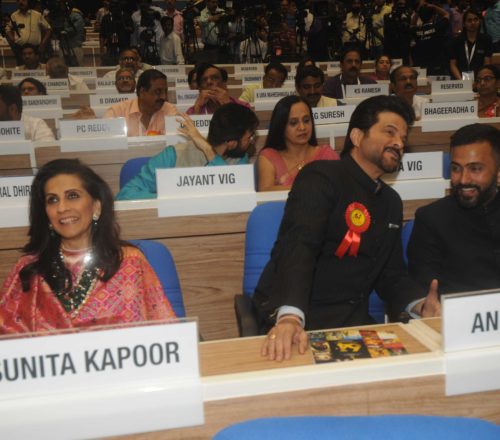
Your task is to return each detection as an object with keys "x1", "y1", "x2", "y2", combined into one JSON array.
[
  {"x1": 369, "y1": 0, "x2": 391, "y2": 59},
  {"x1": 384, "y1": 0, "x2": 412, "y2": 64},
  {"x1": 131, "y1": 0, "x2": 164, "y2": 64},
  {"x1": 199, "y1": 0, "x2": 226, "y2": 61},
  {"x1": 342, "y1": 0, "x2": 366, "y2": 50},
  {"x1": 100, "y1": 0, "x2": 134, "y2": 65},
  {"x1": 164, "y1": 0, "x2": 184, "y2": 41},
  {"x1": 6, "y1": 0, "x2": 52, "y2": 65}
]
